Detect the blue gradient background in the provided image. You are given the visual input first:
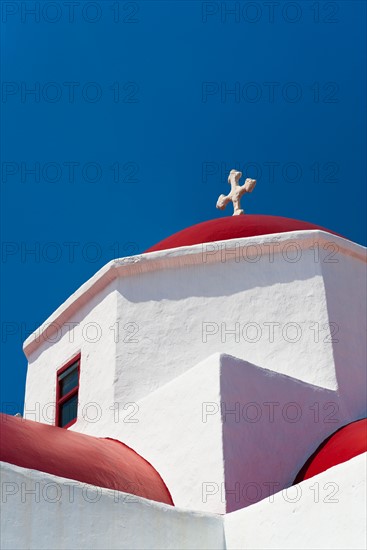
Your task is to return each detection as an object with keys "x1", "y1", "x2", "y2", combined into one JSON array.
[{"x1": 1, "y1": 0, "x2": 366, "y2": 413}]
